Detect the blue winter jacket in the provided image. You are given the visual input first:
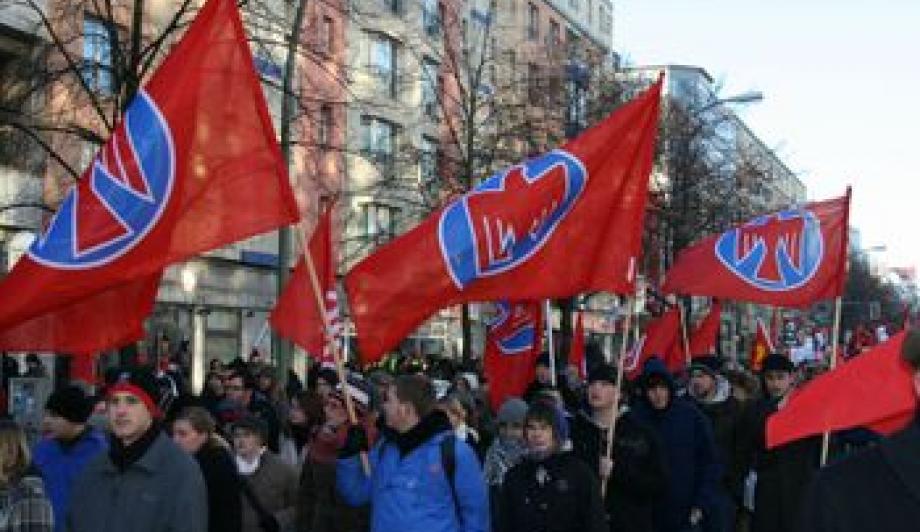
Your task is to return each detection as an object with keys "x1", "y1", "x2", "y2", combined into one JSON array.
[
  {"x1": 337, "y1": 411, "x2": 490, "y2": 532},
  {"x1": 32, "y1": 428, "x2": 108, "y2": 532}
]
